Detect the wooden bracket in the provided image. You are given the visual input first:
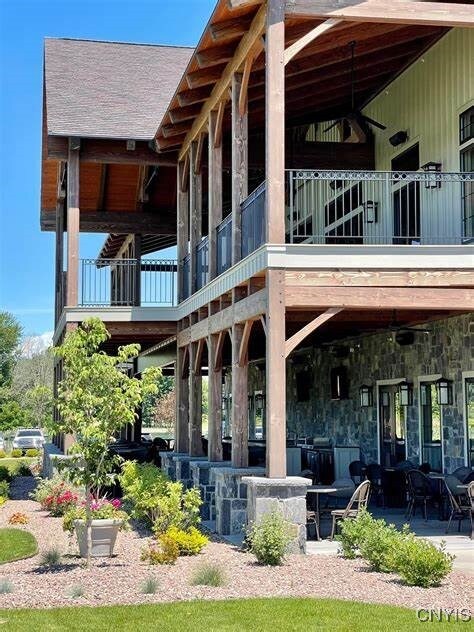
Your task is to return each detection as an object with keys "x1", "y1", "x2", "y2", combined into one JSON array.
[
  {"x1": 284, "y1": 18, "x2": 342, "y2": 65},
  {"x1": 238, "y1": 320, "x2": 253, "y2": 367},
  {"x1": 284, "y1": 307, "x2": 343, "y2": 358},
  {"x1": 194, "y1": 133, "x2": 204, "y2": 175},
  {"x1": 214, "y1": 100, "x2": 225, "y2": 148},
  {"x1": 193, "y1": 338, "x2": 205, "y2": 374},
  {"x1": 180, "y1": 153, "x2": 190, "y2": 192},
  {"x1": 260, "y1": 314, "x2": 267, "y2": 335}
]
